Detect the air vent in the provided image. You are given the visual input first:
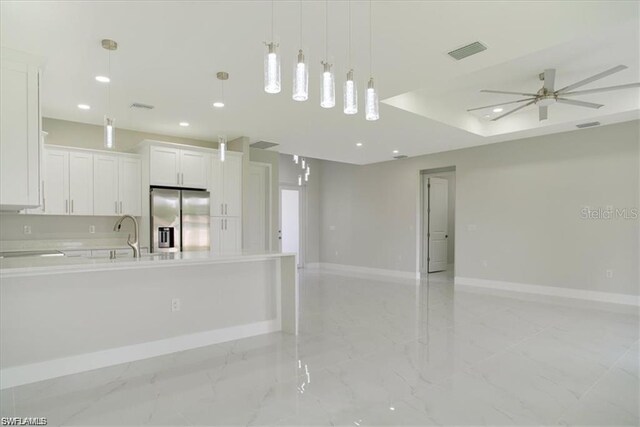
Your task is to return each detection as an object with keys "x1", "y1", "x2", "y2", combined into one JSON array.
[
  {"x1": 130, "y1": 103, "x2": 154, "y2": 110},
  {"x1": 393, "y1": 155, "x2": 408, "y2": 160},
  {"x1": 250, "y1": 140, "x2": 279, "y2": 149},
  {"x1": 576, "y1": 121, "x2": 601, "y2": 129},
  {"x1": 447, "y1": 41, "x2": 487, "y2": 61}
]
